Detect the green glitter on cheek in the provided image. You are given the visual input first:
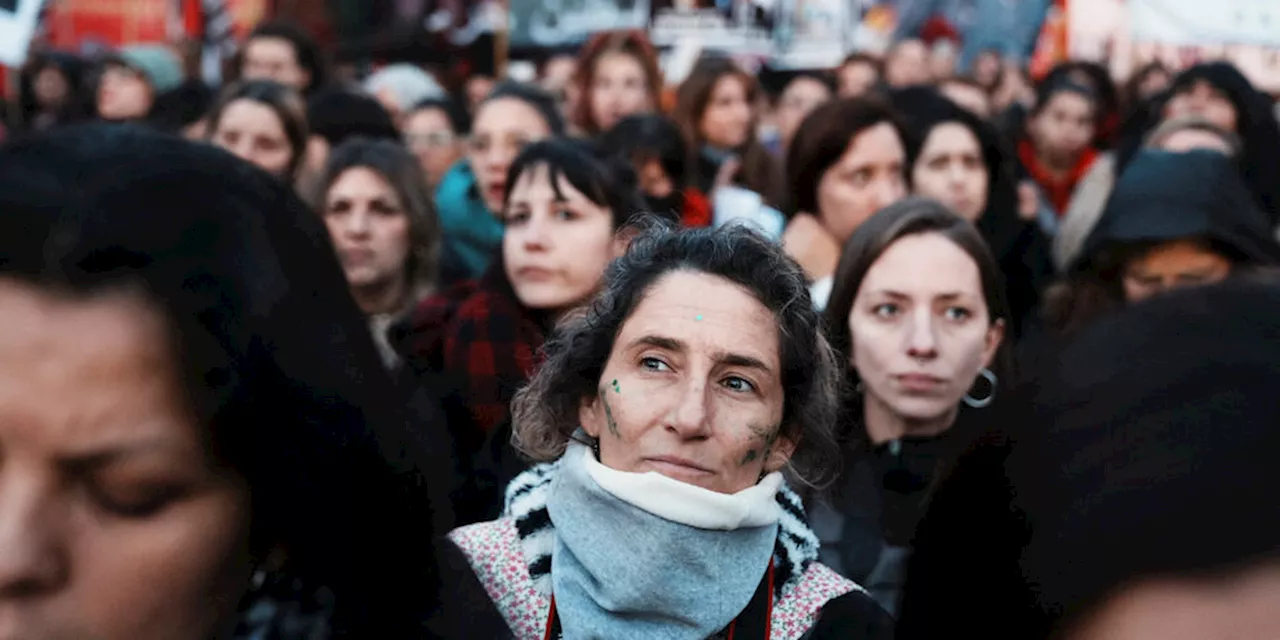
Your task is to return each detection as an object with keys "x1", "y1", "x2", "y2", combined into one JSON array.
[
  {"x1": 611, "y1": 379, "x2": 620, "y2": 393},
  {"x1": 695, "y1": 315, "x2": 703, "y2": 321}
]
